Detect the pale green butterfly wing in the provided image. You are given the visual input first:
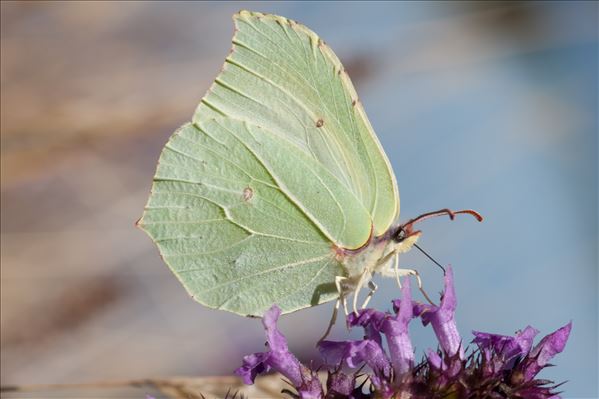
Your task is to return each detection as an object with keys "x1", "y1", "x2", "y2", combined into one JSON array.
[
  {"x1": 139, "y1": 118, "x2": 372, "y2": 315},
  {"x1": 140, "y1": 10, "x2": 401, "y2": 316},
  {"x1": 194, "y1": 10, "x2": 399, "y2": 236}
]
